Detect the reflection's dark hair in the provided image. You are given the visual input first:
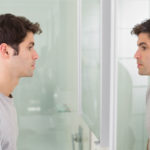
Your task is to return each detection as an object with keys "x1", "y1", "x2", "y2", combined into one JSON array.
[{"x1": 131, "y1": 19, "x2": 150, "y2": 36}]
